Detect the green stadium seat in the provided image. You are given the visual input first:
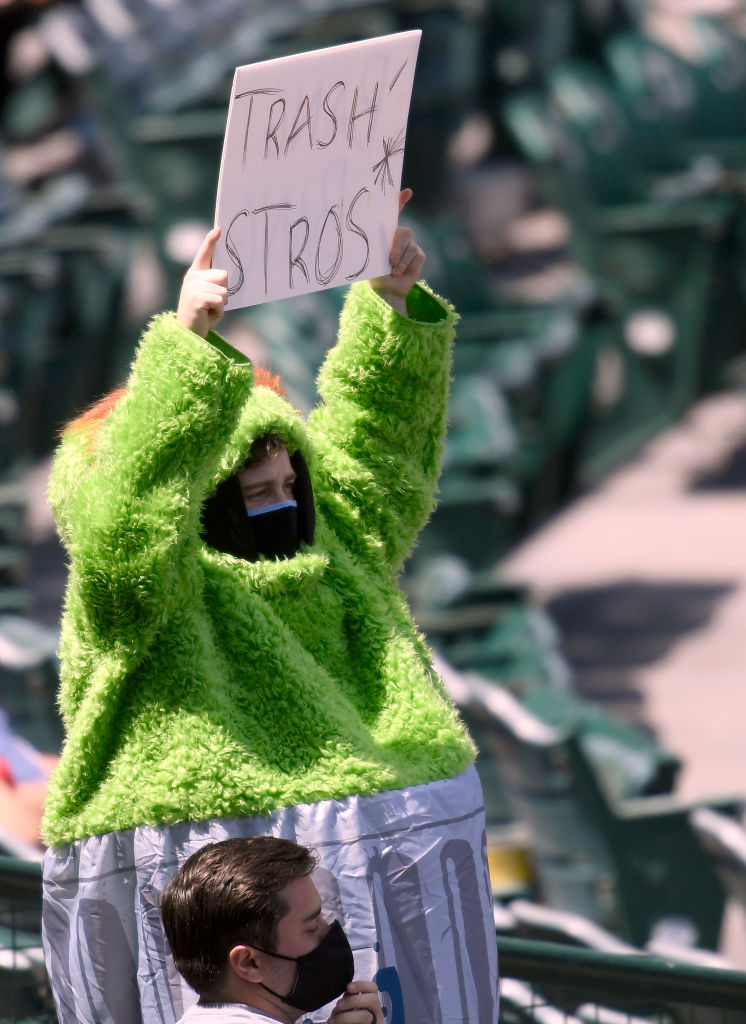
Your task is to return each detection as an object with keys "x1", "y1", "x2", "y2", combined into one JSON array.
[
  {"x1": 421, "y1": 471, "x2": 524, "y2": 571},
  {"x1": 606, "y1": 24, "x2": 746, "y2": 151},
  {"x1": 434, "y1": 604, "x2": 565, "y2": 694},
  {"x1": 421, "y1": 301, "x2": 602, "y2": 565},
  {"x1": 547, "y1": 60, "x2": 718, "y2": 194},
  {"x1": 445, "y1": 665, "x2": 739, "y2": 949},
  {"x1": 690, "y1": 807, "x2": 746, "y2": 914},
  {"x1": 521, "y1": 685, "x2": 681, "y2": 802},
  {"x1": 503, "y1": 71, "x2": 737, "y2": 482}
]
